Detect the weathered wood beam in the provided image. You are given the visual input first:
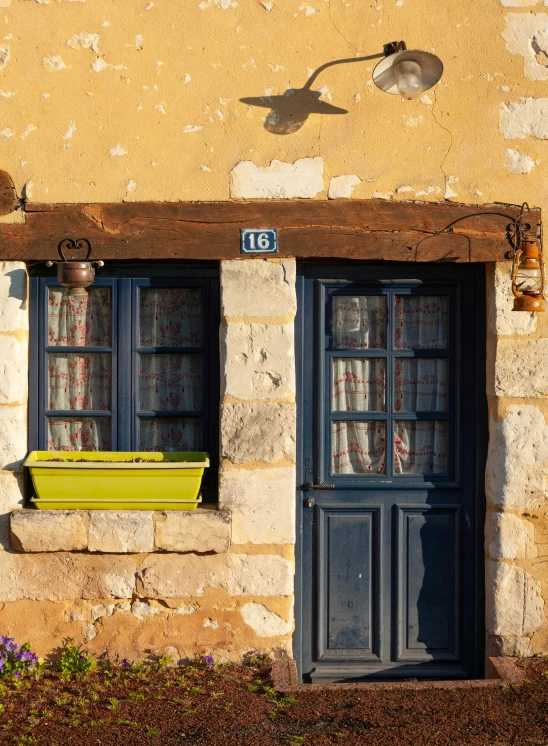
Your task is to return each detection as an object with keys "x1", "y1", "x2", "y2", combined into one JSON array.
[{"x1": 0, "y1": 200, "x2": 539, "y2": 262}]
